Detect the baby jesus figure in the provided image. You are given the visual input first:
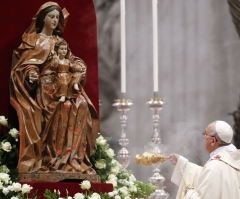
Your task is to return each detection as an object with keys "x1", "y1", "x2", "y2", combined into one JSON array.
[{"x1": 52, "y1": 40, "x2": 84, "y2": 102}]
